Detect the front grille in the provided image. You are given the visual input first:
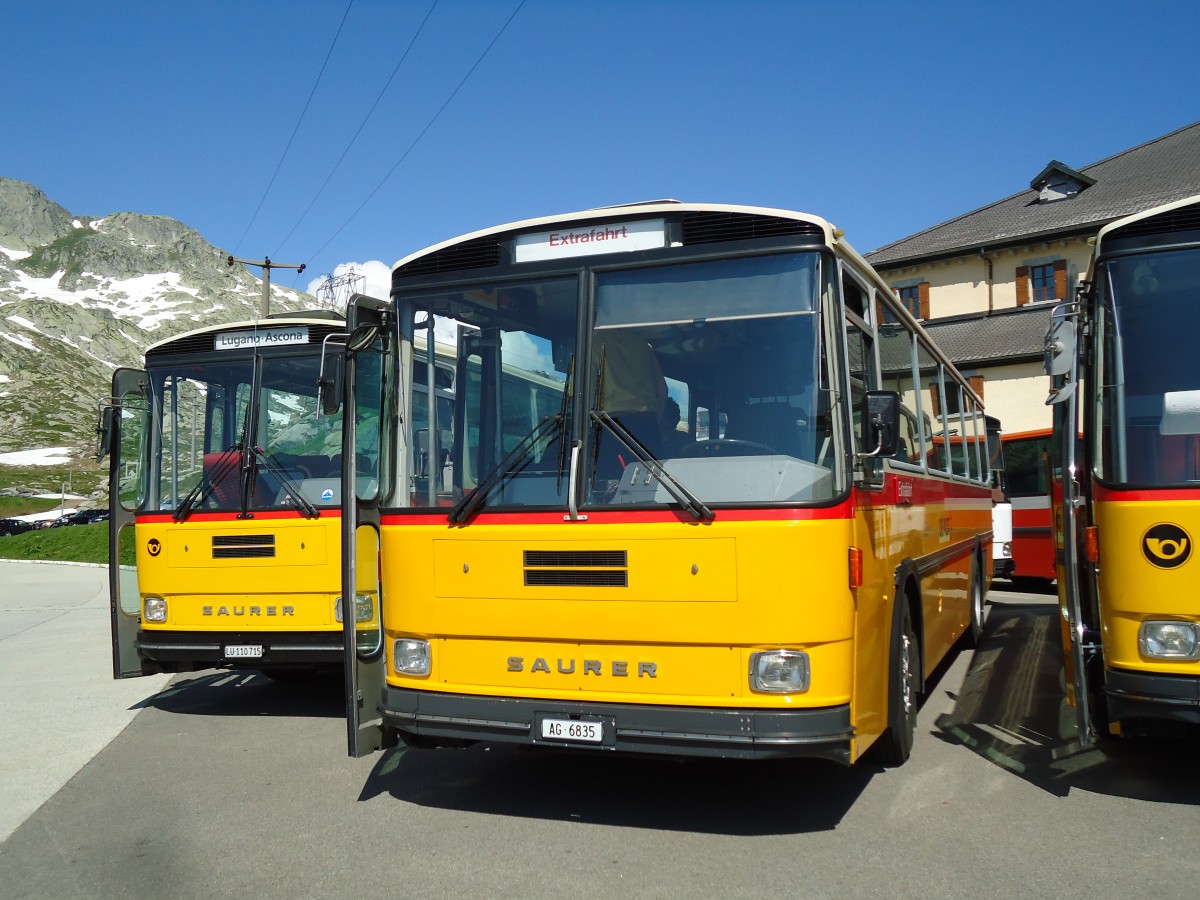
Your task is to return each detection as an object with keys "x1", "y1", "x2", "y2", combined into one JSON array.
[
  {"x1": 212, "y1": 534, "x2": 276, "y2": 559},
  {"x1": 524, "y1": 550, "x2": 626, "y2": 567},
  {"x1": 525, "y1": 570, "x2": 628, "y2": 587},
  {"x1": 523, "y1": 548, "x2": 628, "y2": 587}
]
